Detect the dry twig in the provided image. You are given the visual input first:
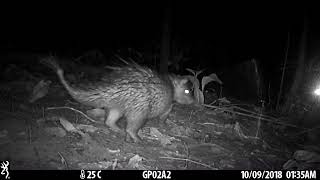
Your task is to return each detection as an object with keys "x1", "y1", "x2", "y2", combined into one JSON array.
[
  {"x1": 159, "y1": 156, "x2": 217, "y2": 170},
  {"x1": 46, "y1": 106, "x2": 100, "y2": 123},
  {"x1": 203, "y1": 104, "x2": 306, "y2": 129}
]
